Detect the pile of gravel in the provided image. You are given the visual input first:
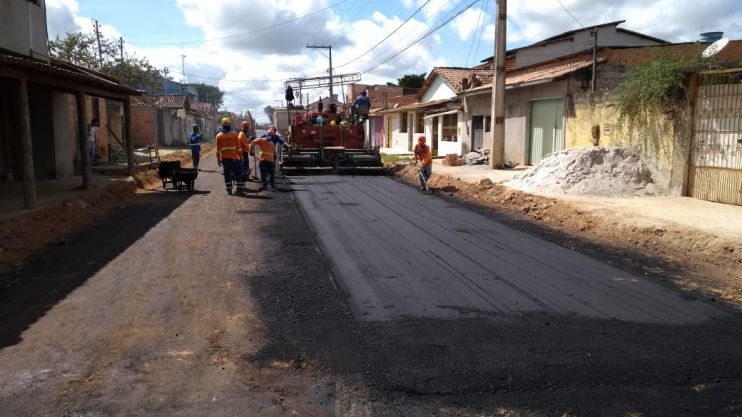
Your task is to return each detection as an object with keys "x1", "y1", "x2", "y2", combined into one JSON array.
[{"x1": 507, "y1": 147, "x2": 655, "y2": 197}]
